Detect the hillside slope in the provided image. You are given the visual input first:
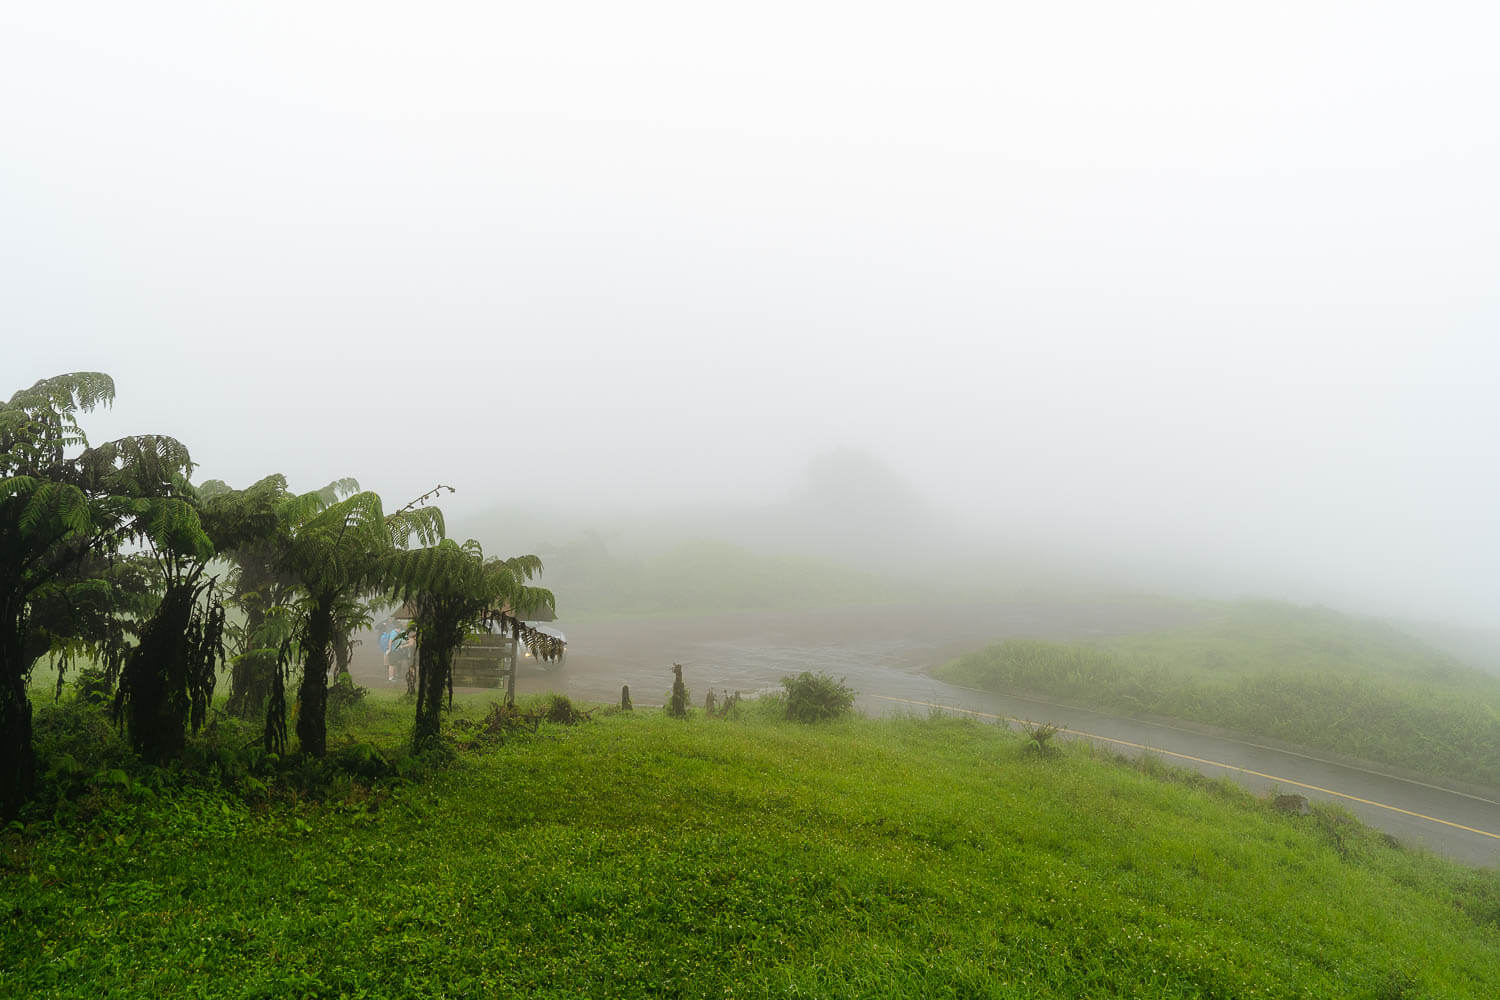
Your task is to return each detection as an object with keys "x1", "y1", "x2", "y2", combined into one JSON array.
[
  {"x1": 937, "y1": 601, "x2": 1500, "y2": 790},
  {"x1": 5, "y1": 706, "x2": 1499, "y2": 997}
]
